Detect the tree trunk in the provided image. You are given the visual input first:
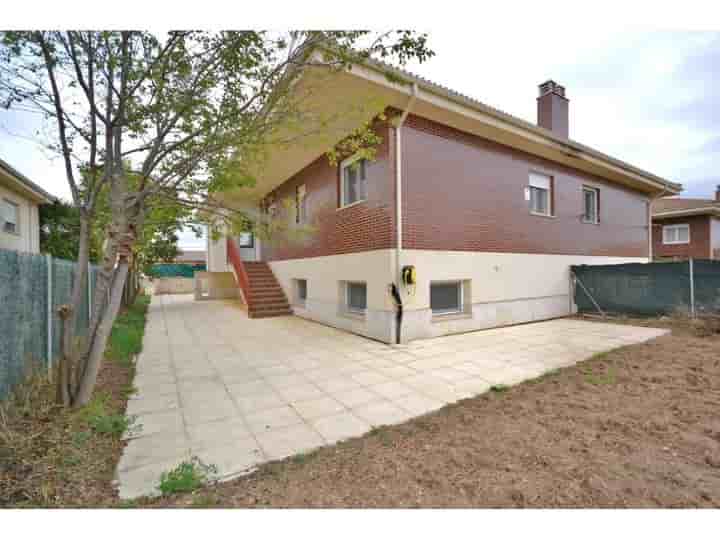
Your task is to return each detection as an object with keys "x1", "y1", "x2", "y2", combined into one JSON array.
[
  {"x1": 72, "y1": 260, "x2": 130, "y2": 407},
  {"x1": 56, "y1": 216, "x2": 90, "y2": 406}
]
